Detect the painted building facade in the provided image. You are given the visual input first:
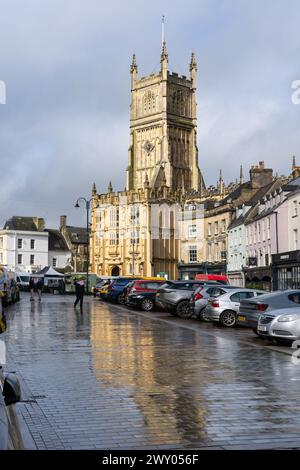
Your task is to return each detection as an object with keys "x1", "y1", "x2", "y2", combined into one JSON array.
[{"x1": 0, "y1": 217, "x2": 49, "y2": 272}]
